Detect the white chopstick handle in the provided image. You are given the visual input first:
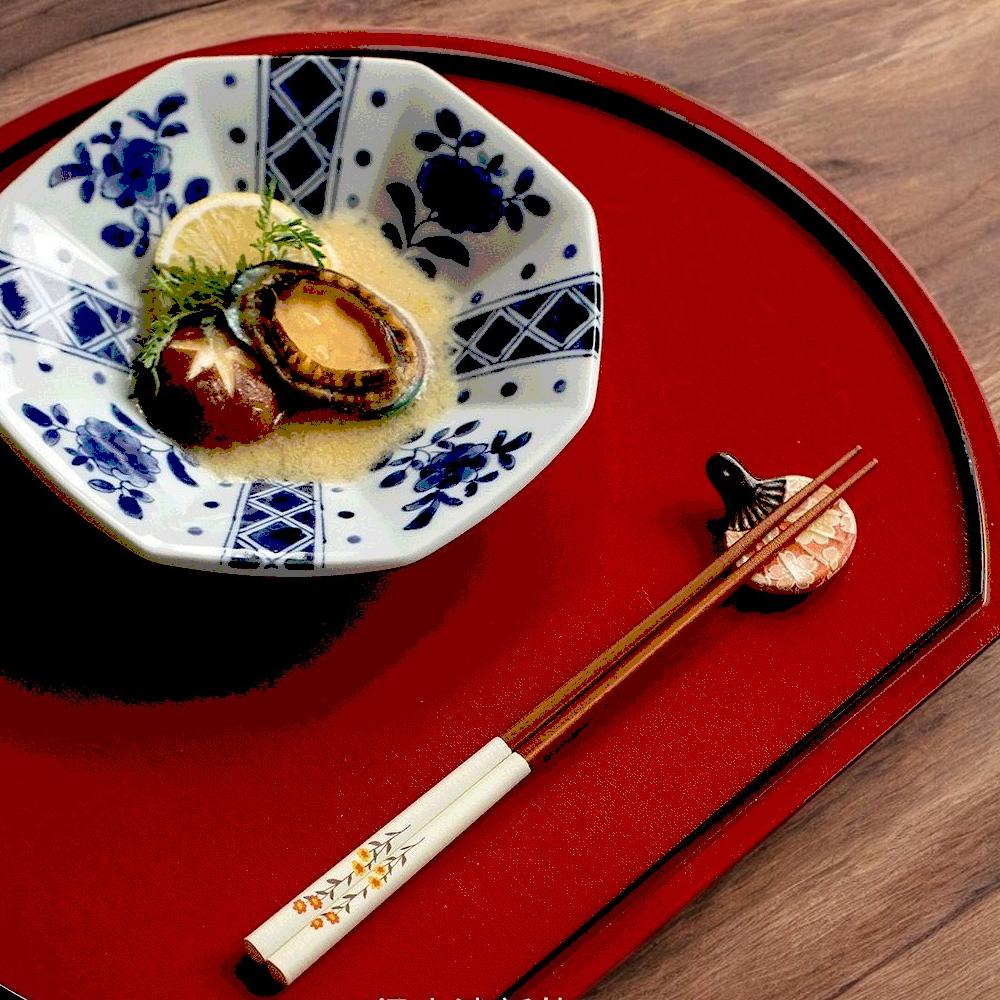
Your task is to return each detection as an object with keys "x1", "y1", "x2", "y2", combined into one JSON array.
[
  {"x1": 244, "y1": 737, "x2": 513, "y2": 962},
  {"x1": 267, "y1": 752, "x2": 531, "y2": 986}
]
